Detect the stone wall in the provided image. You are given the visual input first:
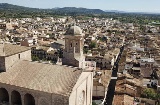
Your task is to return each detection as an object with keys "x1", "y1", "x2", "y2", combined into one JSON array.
[
  {"x1": 5, "y1": 50, "x2": 31, "y2": 71},
  {"x1": 93, "y1": 86, "x2": 105, "y2": 97},
  {"x1": 69, "y1": 71, "x2": 93, "y2": 105},
  {"x1": 0, "y1": 83, "x2": 53, "y2": 105},
  {"x1": 63, "y1": 35, "x2": 84, "y2": 68},
  {"x1": 52, "y1": 94, "x2": 69, "y2": 105},
  {"x1": 62, "y1": 52, "x2": 79, "y2": 67}
]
